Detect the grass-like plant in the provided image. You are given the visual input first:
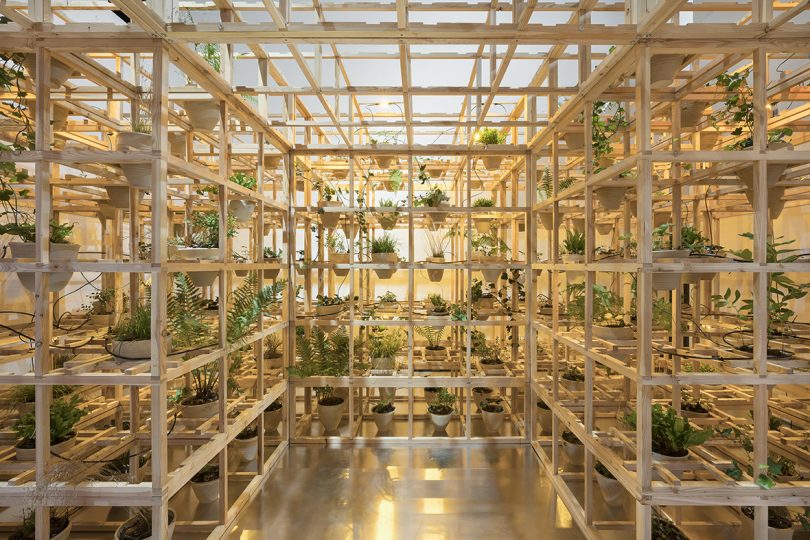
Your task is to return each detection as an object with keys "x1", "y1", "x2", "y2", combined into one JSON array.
[
  {"x1": 425, "y1": 231, "x2": 448, "y2": 258},
  {"x1": 477, "y1": 127, "x2": 506, "y2": 145},
  {"x1": 426, "y1": 293, "x2": 449, "y2": 313},
  {"x1": 187, "y1": 210, "x2": 237, "y2": 249},
  {"x1": 371, "y1": 233, "x2": 398, "y2": 254},
  {"x1": 288, "y1": 328, "x2": 359, "y2": 402},
  {"x1": 562, "y1": 229, "x2": 585, "y2": 255},
  {"x1": 472, "y1": 198, "x2": 495, "y2": 207},
  {"x1": 110, "y1": 304, "x2": 151, "y2": 341}
]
